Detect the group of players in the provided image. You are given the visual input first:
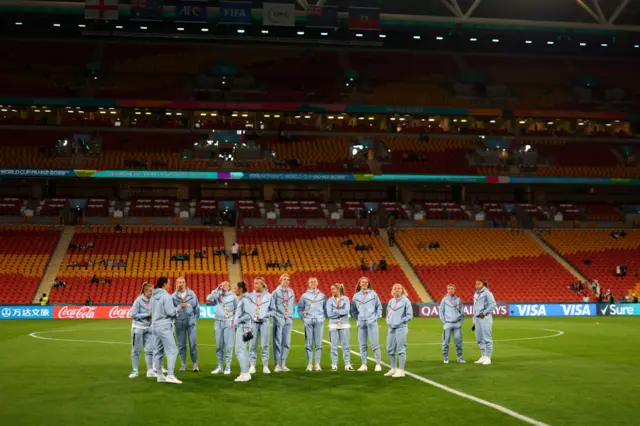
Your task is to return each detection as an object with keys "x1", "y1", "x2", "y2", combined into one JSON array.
[{"x1": 129, "y1": 274, "x2": 496, "y2": 384}]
